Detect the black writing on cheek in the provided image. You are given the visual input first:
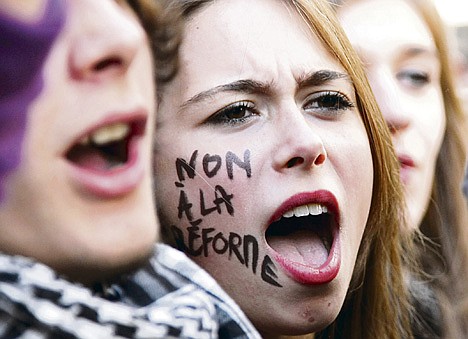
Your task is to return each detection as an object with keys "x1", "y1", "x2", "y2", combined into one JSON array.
[
  {"x1": 187, "y1": 222, "x2": 203, "y2": 256},
  {"x1": 199, "y1": 185, "x2": 235, "y2": 217},
  {"x1": 176, "y1": 150, "x2": 198, "y2": 182},
  {"x1": 200, "y1": 189, "x2": 218, "y2": 216},
  {"x1": 213, "y1": 185, "x2": 234, "y2": 216},
  {"x1": 170, "y1": 149, "x2": 280, "y2": 286},
  {"x1": 169, "y1": 225, "x2": 186, "y2": 252},
  {"x1": 226, "y1": 149, "x2": 251, "y2": 179},
  {"x1": 178, "y1": 190, "x2": 193, "y2": 221},
  {"x1": 213, "y1": 232, "x2": 229, "y2": 255},
  {"x1": 261, "y1": 255, "x2": 282, "y2": 287},
  {"x1": 171, "y1": 225, "x2": 282, "y2": 287},
  {"x1": 229, "y1": 232, "x2": 245, "y2": 265},
  {"x1": 176, "y1": 150, "x2": 242, "y2": 222},
  {"x1": 175, "y1": 149, "x2": 251, "y2": 184},
  {"x1": 202, "y1": 227, "x2": 216, "y2": 257},
  {"x1": 243, "y1": 235, "x2": 259, "y2": 274},
  {"x1": 203, "y1": 154, "x2": 222, "y2": 178}
]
